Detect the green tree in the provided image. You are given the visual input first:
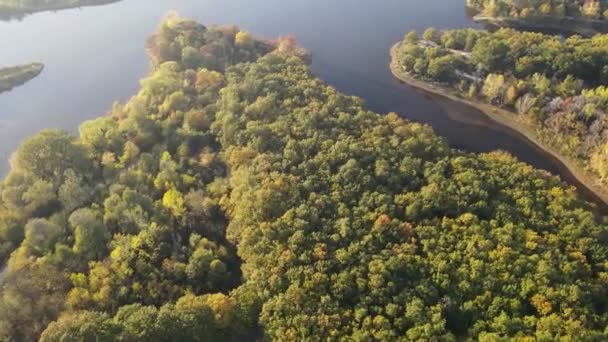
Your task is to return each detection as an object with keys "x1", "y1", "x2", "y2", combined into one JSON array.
[
  {"x1": 427, "y1": 55, "x2": 460, "y2": 82},
  {"x1": 69, "y1": 208, "x2": 109, "y2": 261},
  {"x1": 423, "y1": 27, "x2": 438, "y2": 42},
  {"x1": 557, "y1": 75, "x2": 582, "y2": 97},
  {"x1": 235, "y1": 30, "x2": 254, "y2": 48},
  {"x1": 39, "y1": 311, "x2": 120, "y2": 342},
  {"x1": 22, "y1": 218, "x2": 63, "y2": 257},
  {"x1": 472, "y1": 36, "x2": 512, "y2": 72},
  {"x1": 163, "y1": 188, "x2": 186, "y2": 217},
  {"x1": 11, "y1": 129, "x2": 91, "y2": 183},
  {"x1": 404, "y1": 31, "x2": 419, "y2": 44},
  {"x1": 482, "y1": 73, "x2": 506, "y2": 104},
  {"x1": 0, "y1": 261, "x2": 69, "y2": 341}
]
